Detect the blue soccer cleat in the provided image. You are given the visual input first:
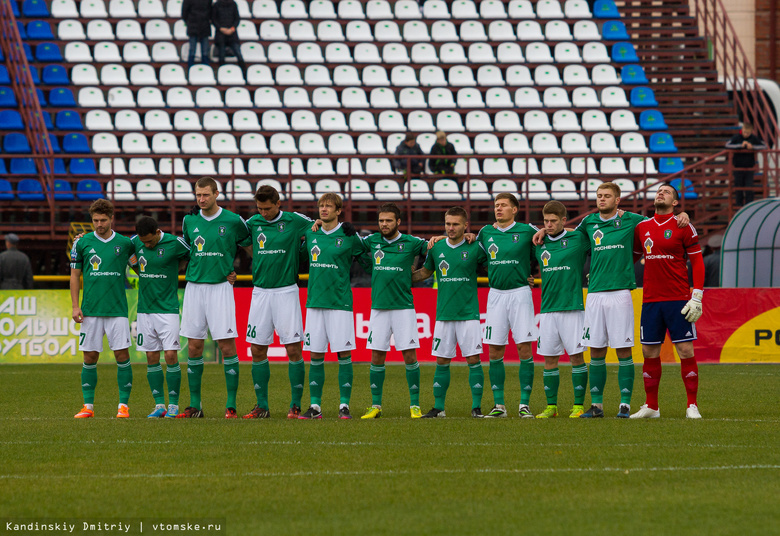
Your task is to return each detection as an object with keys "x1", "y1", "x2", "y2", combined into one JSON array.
[{"x1": 147, "y1": 405, "x2": 167, "y2": 418}]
